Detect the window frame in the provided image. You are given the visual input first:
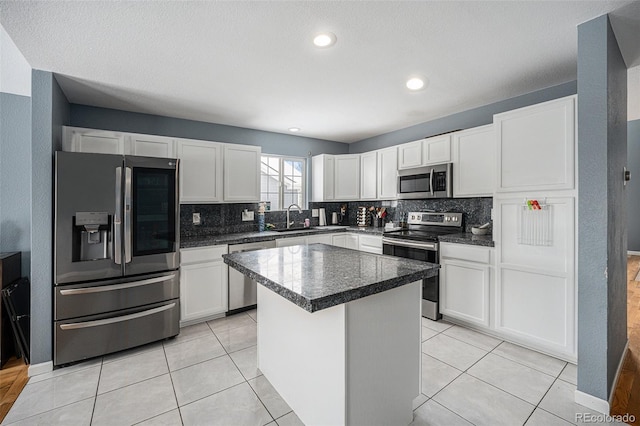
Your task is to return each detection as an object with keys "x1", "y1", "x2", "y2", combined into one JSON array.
[{"x1": 260, "y1": 154, "x2": 307, "y2": 211}]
